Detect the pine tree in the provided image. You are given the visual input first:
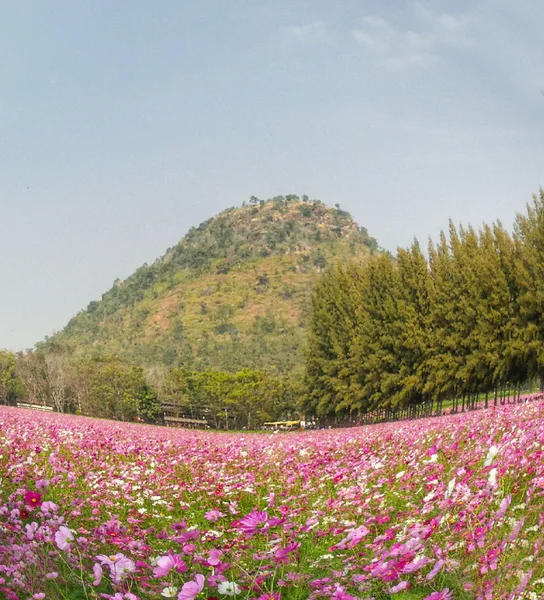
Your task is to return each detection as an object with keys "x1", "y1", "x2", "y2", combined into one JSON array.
[
  {"x1": 393, "y1": 241, "x2": 432, "y2": 408},
  {"x1": 303, "y1": 264, "x2": 361, "y2": 416},
  {"x1": 349, "y1": 254, "x2": 400, "y2": 412},
  {"x1": 514, "y1": 190, "x2": 544, "y2": 389}
]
